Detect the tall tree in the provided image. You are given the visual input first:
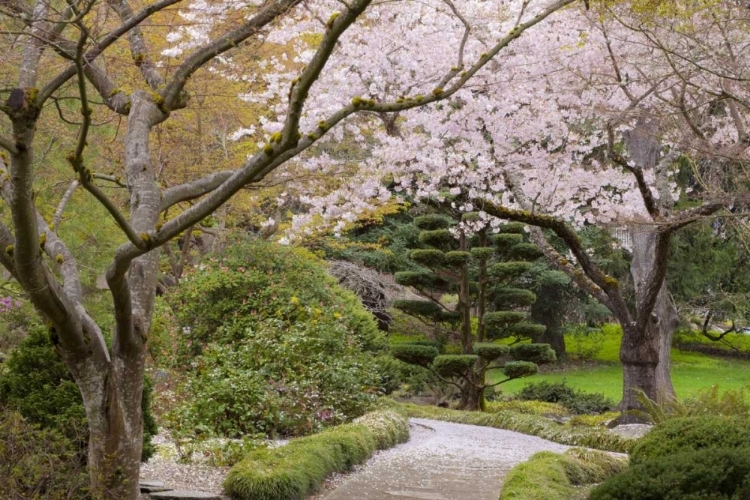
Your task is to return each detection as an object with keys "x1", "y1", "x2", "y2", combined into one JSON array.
[{"x1": 0, "y1": 0, "x2": 576, "y2": 497}]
